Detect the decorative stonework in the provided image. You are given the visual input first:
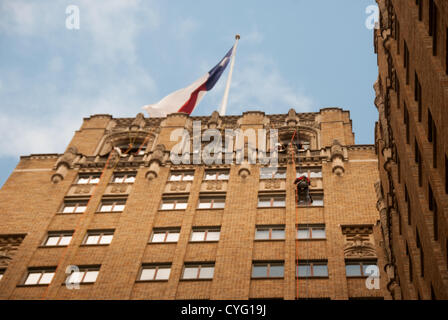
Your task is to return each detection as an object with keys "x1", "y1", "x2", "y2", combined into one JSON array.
[
  {"x1": 74, "y1": 186, "x2": 92, "y2": 195},
  {"x1": 110, "y1": 184, "x2": 128, "y2": 194},
  {"x1": 264, "y1": 179, "x2": 281, "y2": 190},
  {"x1": 169, "y1": 181, "x2": 188, "y2": 192},
  {"x1": 0, "y1": 235, "x2": 25, "y2": 268},
  {"x1": 205, "y1": 180, "x2": 223, "y2": 191},
  {"x1": 342, "y1": 225, "x2": 377, "y2": 259}
]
